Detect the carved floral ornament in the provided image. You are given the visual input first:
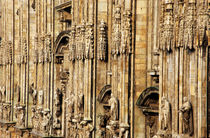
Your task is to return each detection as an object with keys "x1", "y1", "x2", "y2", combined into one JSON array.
[{"x1": 159, "y1": 0, "x2": 209, "y2": 52}]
